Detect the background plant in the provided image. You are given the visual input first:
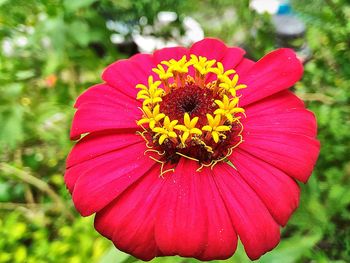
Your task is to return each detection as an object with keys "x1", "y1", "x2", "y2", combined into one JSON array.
[{"x1": 0, "y1": 0, "x2": 349, "y2": 262}]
